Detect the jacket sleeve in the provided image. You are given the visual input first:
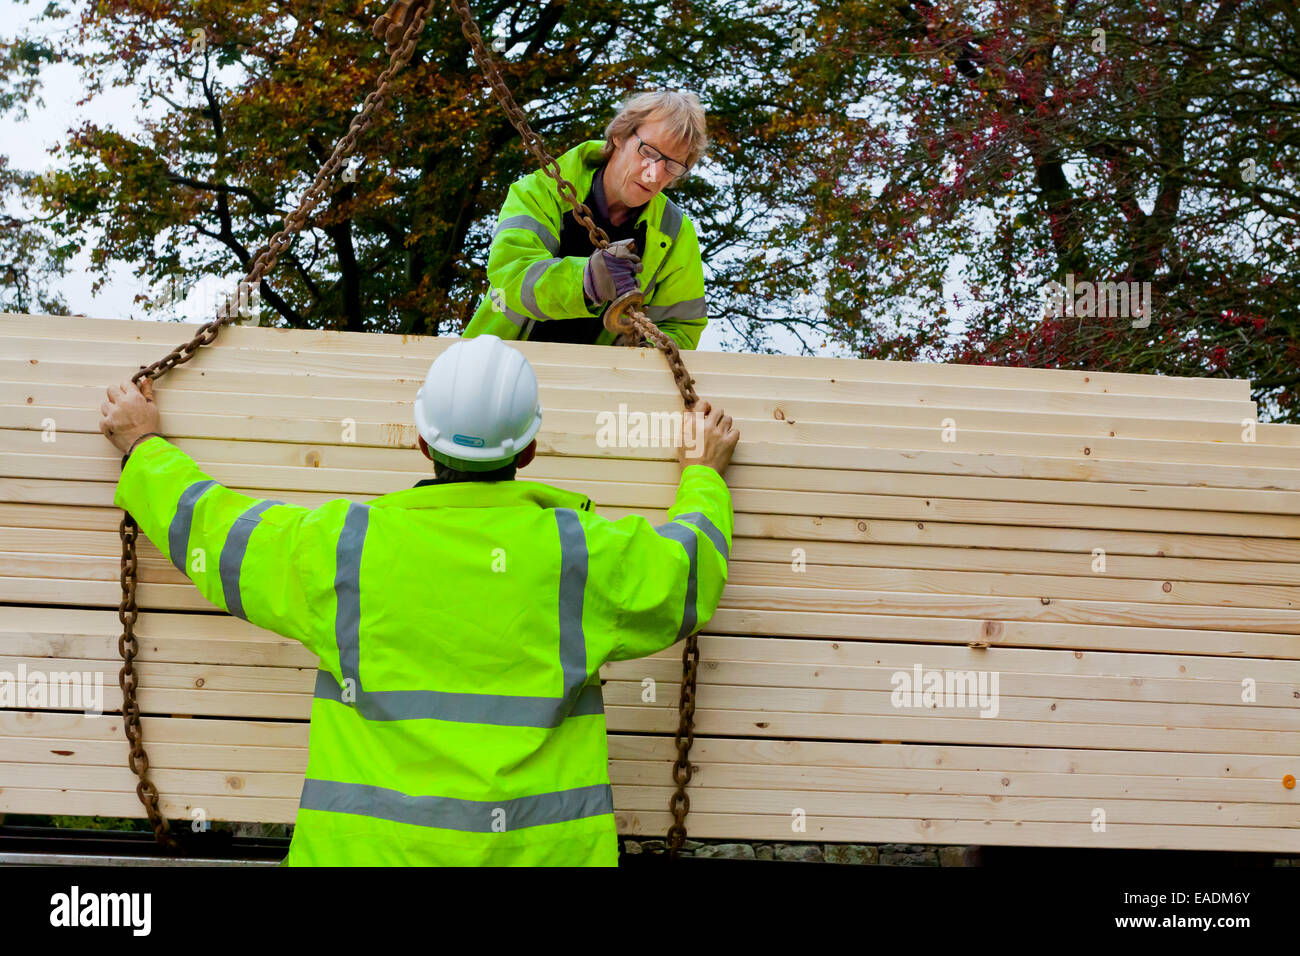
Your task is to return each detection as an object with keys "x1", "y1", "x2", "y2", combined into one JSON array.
[
  {"x1": 486, "y1": 170, "x2": 600, "y2": 325},
  {"x1": 112, "y1": 436, "x2": 344, "y2": 661},
  {"x1": 586, "y1": 464, "x2": 733, "y2": 663},
  {"x1": 644, "y1": 214, "x2": 707, "y2": 350}
]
